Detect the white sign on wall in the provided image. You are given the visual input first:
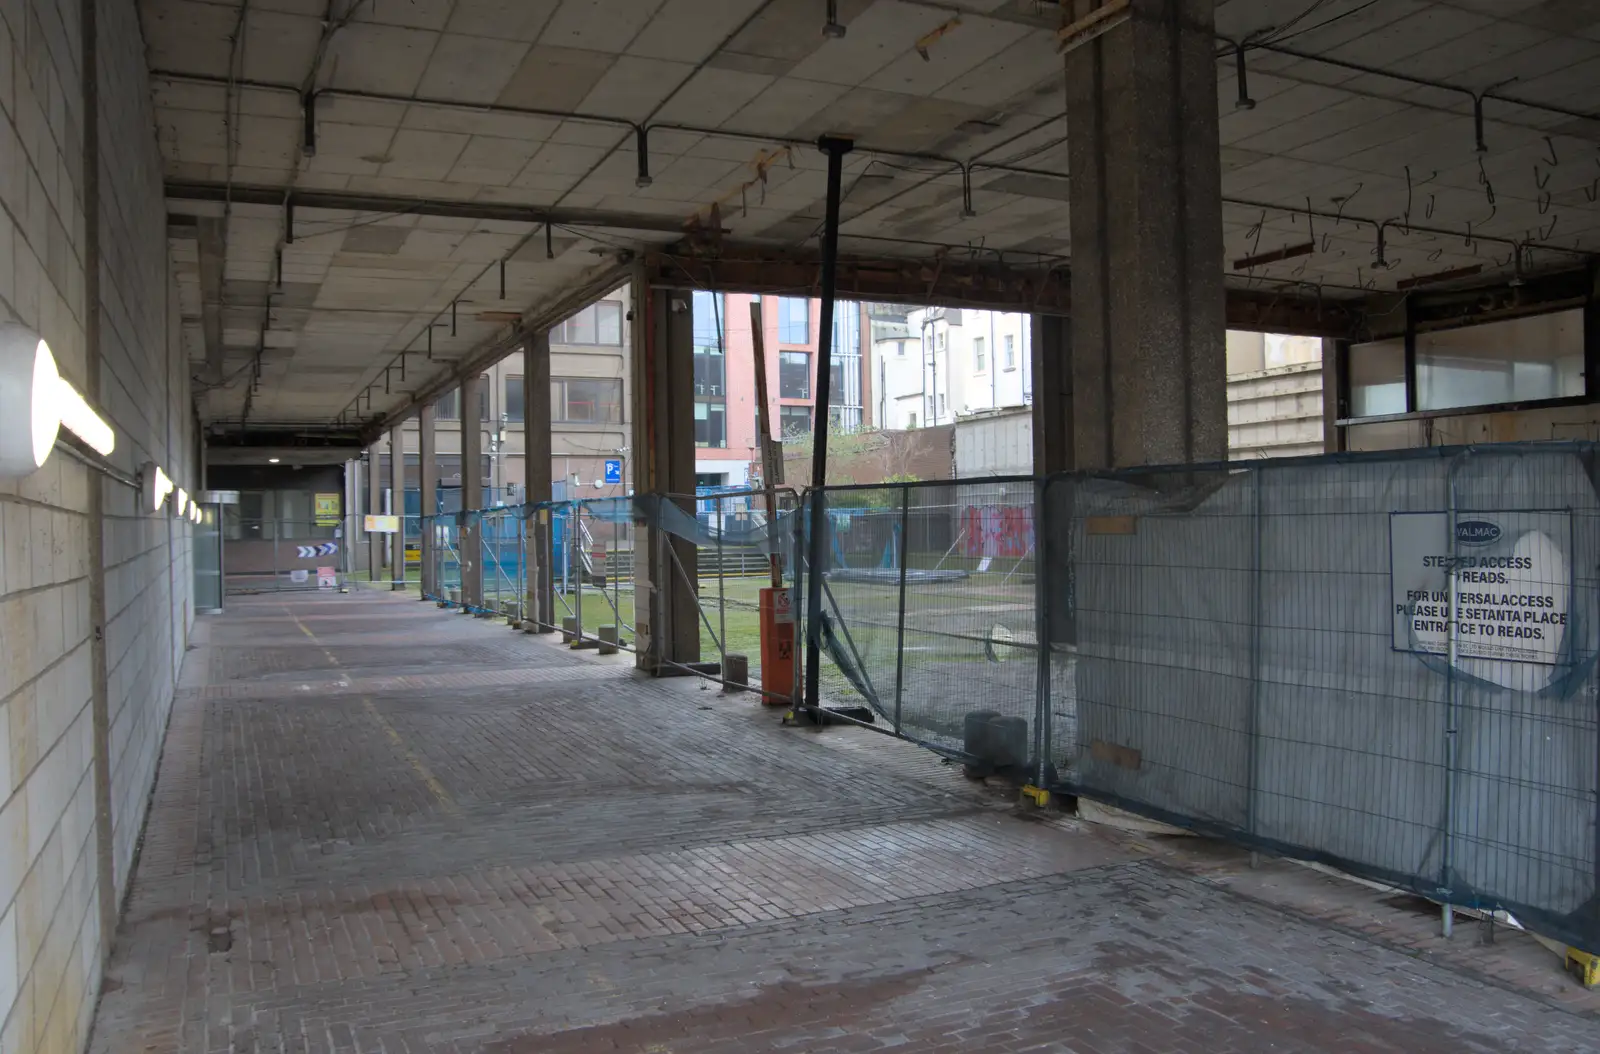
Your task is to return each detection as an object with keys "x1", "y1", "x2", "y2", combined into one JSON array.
[{"x1": 1390, "y1": 511, "x2": 1571, "y2": 667}]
